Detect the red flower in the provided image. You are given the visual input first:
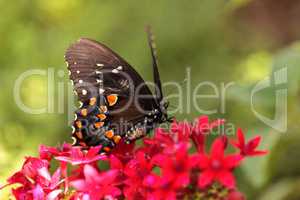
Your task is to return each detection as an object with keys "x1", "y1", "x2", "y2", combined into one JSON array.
[
  {"x1": 142, "y1": 128, "x2": 175, "y2": 156},
  {"x1": 32, "y1": 184, "x2": 62, "y2": 200},
  {"x1": 143, "y1": 174, "x2": 179, "y2": 200},
  {"x1": 227, "y1": 190, "x2": 246, "y2": 200},
  {"x1": 4, "y1": 157, "x2": 63, "y2": 199},
  {"x1": 197, "y1": 138, "x2": 243, "y2": 189},
  {"x1": 70, "y1": 164, "x2": 121, "y2": 200},
  {"x1": 111, "y1": 140, "x2": 135, "y2": 163},
  {"x1": 152, "y1": 143, "x2": 195, "y2": 188},
  {"x1": 39, "y1": 143, "x2": 72, "y2": 161},
  {"x1": 123, "y1": 151, "x2": 154, "y2": 199},
  {"x1": 170, "y1": 120, "x2": 192, "y2": 142},
  {"x1": 231, "y1": 128, "x2": 268, "y2": 157},
  {"x1": 108, "y1": 154, "x2": 128, "y2": 186},
  {"x1": 55, "y1": 145, "x2": 106, "y2": 165},
  {"x1": 1, "y1": 115, "x2": 268, "y2": 199},
  {"x1": 191, "y1": 116, "x2": 225, "y2": 153},
  {"x1": 22, "y1": 157, "x2": 49, "y2": 179}
]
